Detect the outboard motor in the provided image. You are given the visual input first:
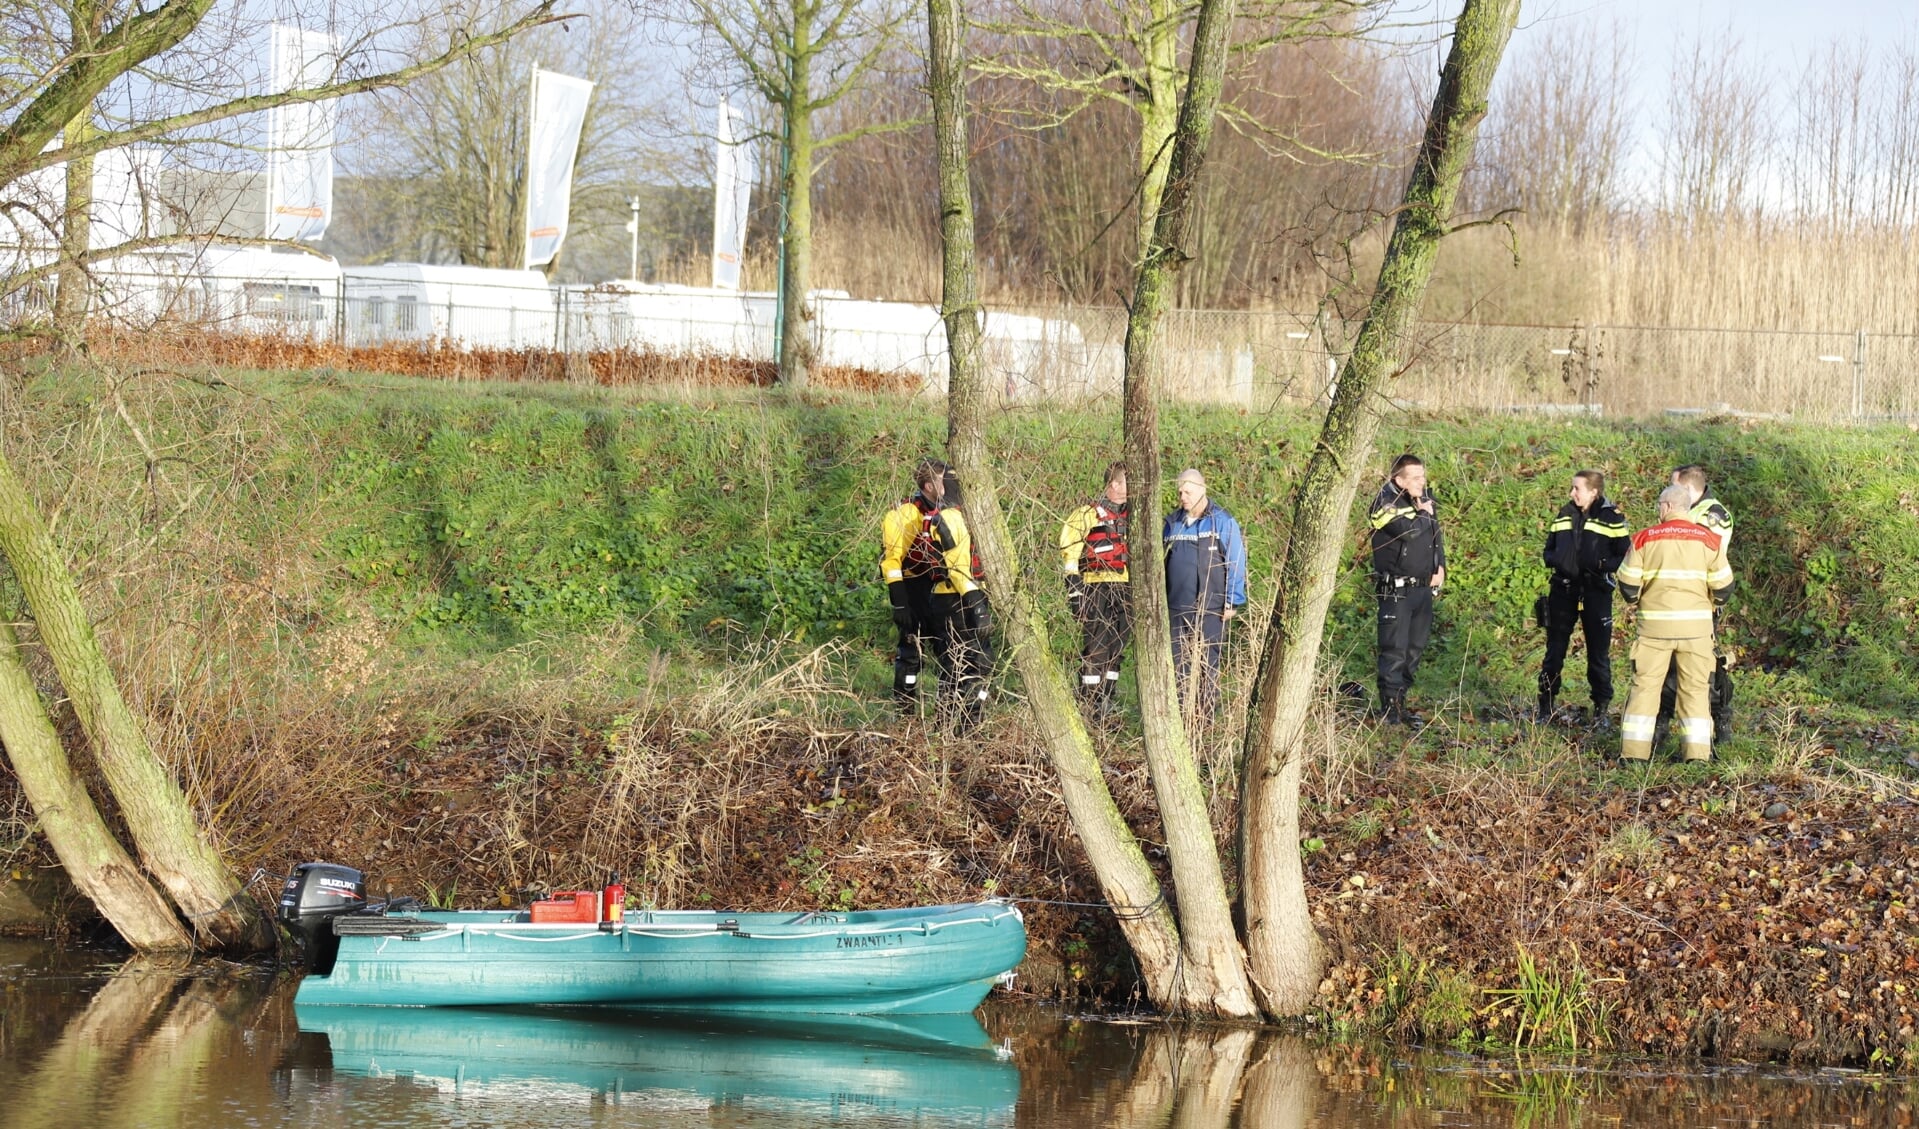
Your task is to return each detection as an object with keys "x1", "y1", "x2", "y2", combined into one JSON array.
[{"x1": 278, "y1": 862, "x2": 365, "y2": 975}]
